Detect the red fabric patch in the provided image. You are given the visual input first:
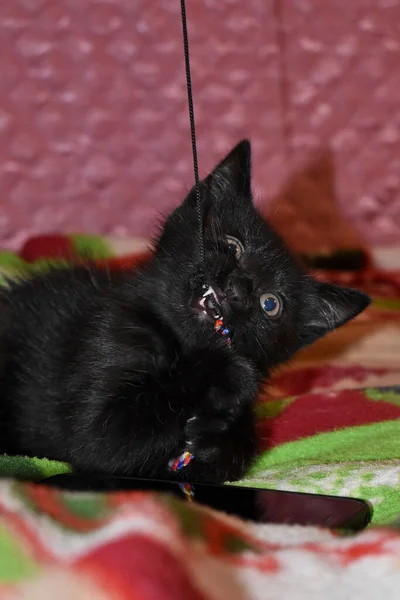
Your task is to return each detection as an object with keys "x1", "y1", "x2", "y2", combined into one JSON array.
[
  {"x1": 257, "y1": 389, "x2": 400, "y2": 449},
  {"x1": 77, "y1": 534, "x2": 207, "y2": 600},
  {"x1": 270, "y1": 365, "x2": 388, "y2": 396},
  {"x1": 21, "y1": 235, "x2": 74, "y2": 262},
  {"x1": 302, "y1": 537, "x2": 395, "y2": 566},
  {"x1": 95, "y1": 251, "x2": 152, "y2": 271}
]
